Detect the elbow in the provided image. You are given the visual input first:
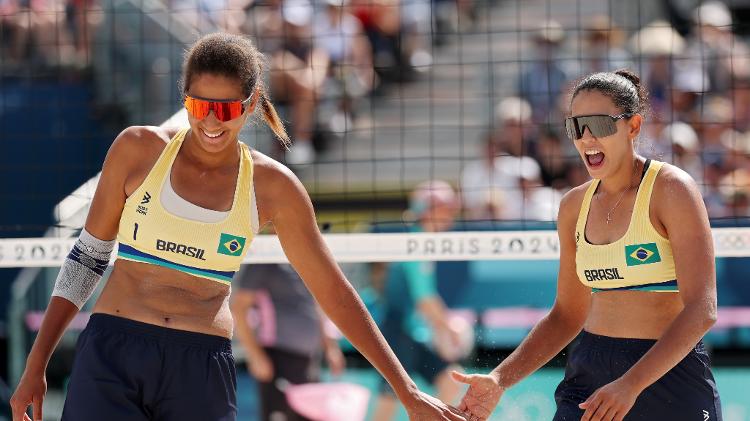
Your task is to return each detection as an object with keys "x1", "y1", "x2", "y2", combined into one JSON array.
[
  {"x1": 702, "y1": 306, "x2": 718, "y2": 331},
  {"x1": 689, "y1": 300, "x2": 718, "y2": 332}
]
